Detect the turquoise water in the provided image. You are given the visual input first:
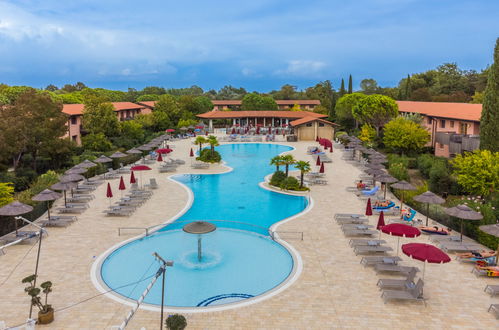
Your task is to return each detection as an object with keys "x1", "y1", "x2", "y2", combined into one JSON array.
[{"x1": 100, "y1": 143, "x2": 308, "y2": 307}]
